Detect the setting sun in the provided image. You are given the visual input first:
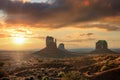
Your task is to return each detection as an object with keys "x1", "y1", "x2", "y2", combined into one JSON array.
[{"x1": 14, "y1": 37, "x2": 26, "y2": 44}]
